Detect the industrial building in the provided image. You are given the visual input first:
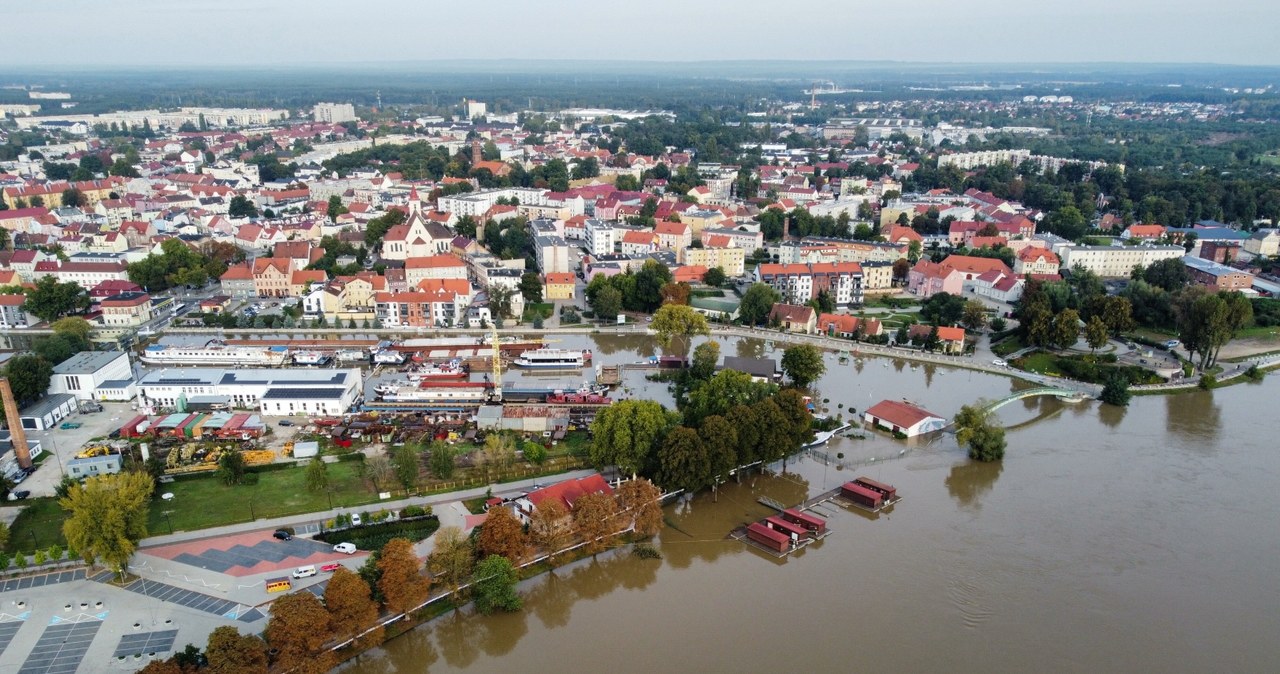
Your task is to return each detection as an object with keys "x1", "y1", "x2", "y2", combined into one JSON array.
[
  {"x1": 47, "y1": 350, "x2": 135, "y2": 402},
  {"x1": 137, "y1": 368, "x2": 364, "y2": 416}
]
